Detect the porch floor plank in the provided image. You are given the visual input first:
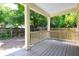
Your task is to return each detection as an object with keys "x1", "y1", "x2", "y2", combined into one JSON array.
[{"x1": 7, "y1": 39, "x2": 79, "y2": 56}]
